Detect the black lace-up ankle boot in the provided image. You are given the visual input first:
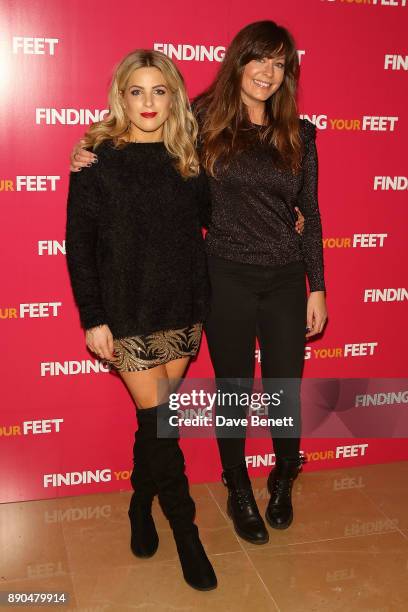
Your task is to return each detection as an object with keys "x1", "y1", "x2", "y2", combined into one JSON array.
[
  {"x1": 265, "y1": 455, "x2": 306, "y2": 529},
  {"x1": 222, "y1": 463, "x2": 269, "y2": 544}
]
